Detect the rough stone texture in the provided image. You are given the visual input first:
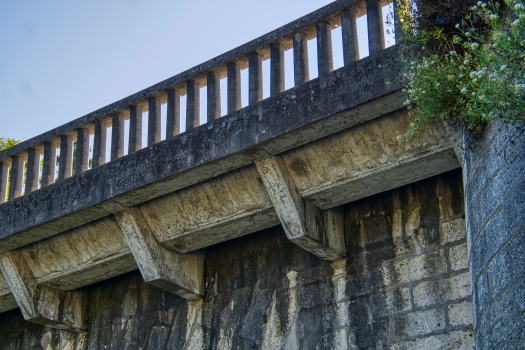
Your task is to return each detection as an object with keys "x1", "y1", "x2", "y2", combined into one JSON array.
[
  {"x1": 460, "y1": 121, "x2": 525, "y2": 350},
  {"x1": 0, "y1": 170, "x2": 474, "y2": 349}
]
